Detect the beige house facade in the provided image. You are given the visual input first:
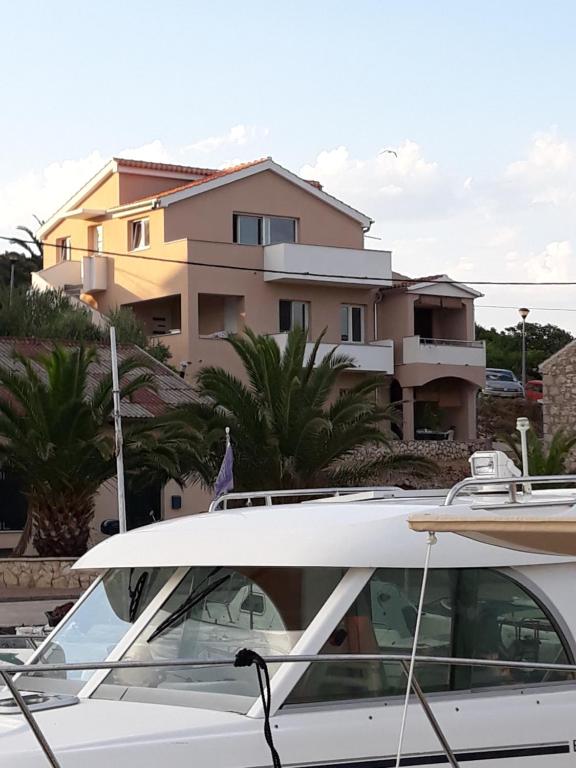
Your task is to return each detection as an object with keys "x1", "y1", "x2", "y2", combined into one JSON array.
[{"x1": 35, "y1": 156, "x2": 485, "y2": 448}]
